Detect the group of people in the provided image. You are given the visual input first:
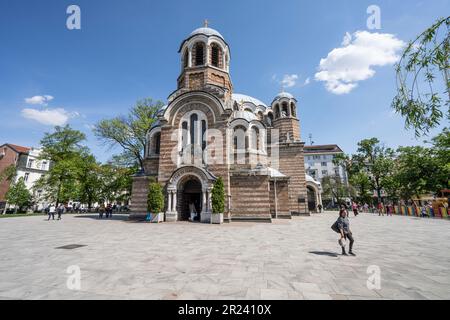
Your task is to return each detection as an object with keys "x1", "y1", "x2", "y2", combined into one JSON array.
[
  {"x1": 98, "y1": 204, "x2": 114, "y2": 219},
  {"x1": 46, "y1": 204, "x2": 65, "y2": 221}
]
